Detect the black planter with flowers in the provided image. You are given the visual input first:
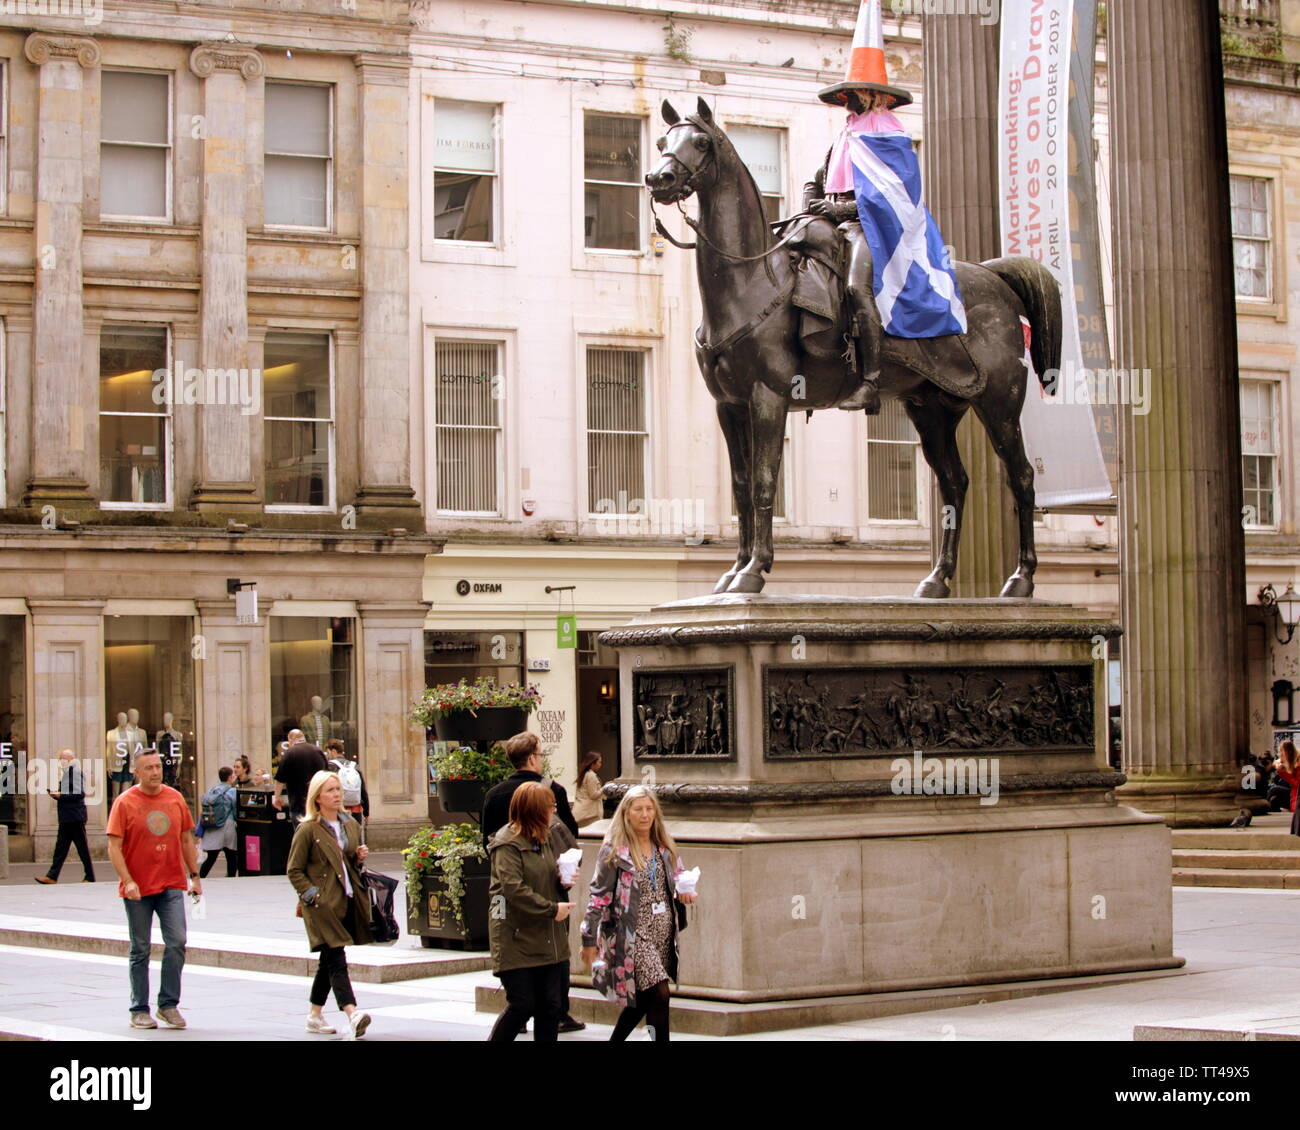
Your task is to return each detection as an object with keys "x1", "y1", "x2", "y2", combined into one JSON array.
[
  {"x1": 433, "y1": 706, "x2": 527, "y2": 746},
  {"x1": 403, "y1": 823, "x2": 490, "y2": 950},
  {"x1": 436, "y1": 777, "x2": 489, "y2": 815}
]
